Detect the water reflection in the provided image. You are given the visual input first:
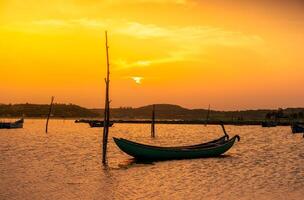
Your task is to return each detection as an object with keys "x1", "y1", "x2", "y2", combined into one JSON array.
[{"x1": 0, "y1": 120, "x2": 303, "y2": 200}]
